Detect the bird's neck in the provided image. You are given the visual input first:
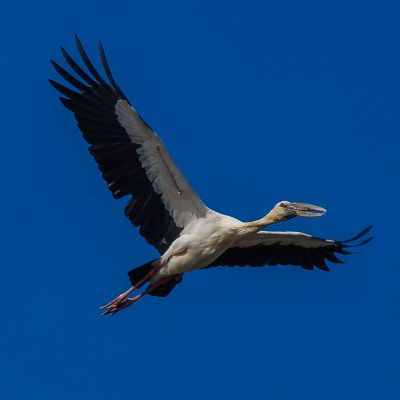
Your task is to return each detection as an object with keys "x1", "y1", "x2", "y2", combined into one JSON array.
[{"x1": 239, "y1": 212, "x2": 280, "y2": 235}]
